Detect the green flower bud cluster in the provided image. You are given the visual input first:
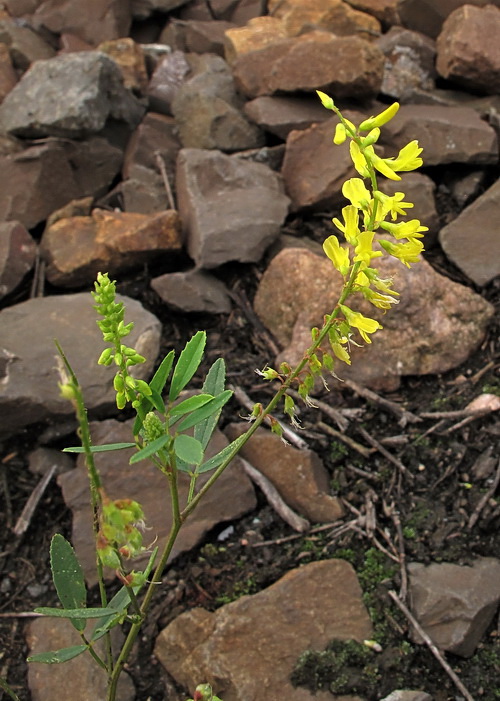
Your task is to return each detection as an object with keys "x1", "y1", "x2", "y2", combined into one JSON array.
[{"x1": 97, "y1": 495, "x2": 146, "y2": 571}]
